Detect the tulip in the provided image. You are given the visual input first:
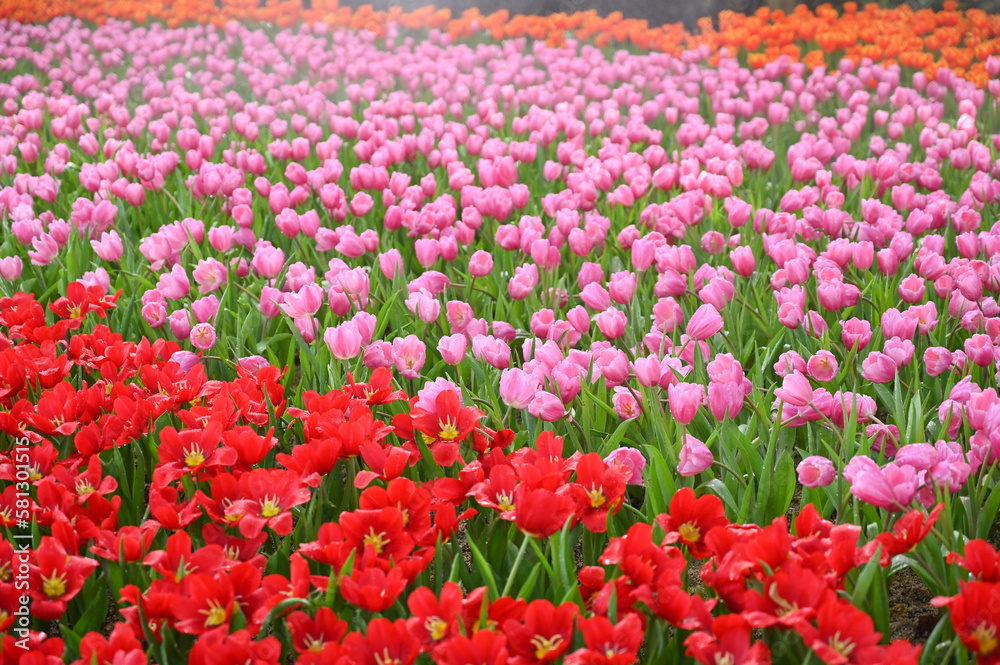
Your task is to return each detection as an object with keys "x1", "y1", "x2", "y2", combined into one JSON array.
[
  {"x1": 604, "y1": 447, "x2": 646, "y2": 486},
  {"x1": 861, "y1": 352, "x2": 898, "y2": 384},
  {"x1": 608, "y1": 271, "x2": 637, "y2": 304},
  {"x1": 190, "y1": 323, "x2": 217, "y2": 351},
  {"x1": 612, "y1": 387, "x2": 642, "y2": 420},
  {"x1": 251, "y1": 245, "x2": 285, "y2": 278},
  {"x1": 729, "y1": 246, "x2": 755, "y2": 277},
  {"x1": 363, "y1": 341, "x2": 393, "y2": 369},
  {"x1": 883, "y1": 337, "x2": 915, "y2": 367},
  {"x1": 841, "y1": 318, "x2": 872, "y2": 352},
  {"x1": 850, "y1": 463, "x2": 919, "y2": 511},
  {"x1": 923, "y1": 347, "x2": 953, "y2": 377},
  {"x1": 797, "y1": 456, "x2": 836, "y2": 488},
  {"x1": 806, "y1": 350, "x2": 838, "y2": 382},
  {"x1": 499, "y1": 368, "x2": 539, "y2": 409},
  {"x1": 469, "y1": 250, "x2": 493, "y2": 277},
  {"x1": 965, "y1": 335, "x2": 995, "y2": 367},
  {"x1": 168, "y1": 310, "x2": 192, "y2": 340},
  {"x1": 594, "y1": 348, "x2": 630, "y2": 387},
  {"x1": 325, "y1": 323, "x2": 363, "y2": 360},
  {"x1": 774, "y1": 351, "x2": 806, "y2": 378},
  {"x1": 378, "y1": 249, "x2": 404, "y2": 279},
  {"x1": 667, "y1": 382, "x2": 704, "y2": 425},
  {"x1": 528, "y1": 391, "x2": 566, "y2": 421},
  {"x1": 90, "y1": 230, "x2": 123, "y2": 261},
  {"x1": 596, "y1": 308, "x2": 627, "y2": 340},
  {"x1": 677, "y1": 435, "x2": 713, "y2": 476},
  {"x1": 392, "y1": 335, "x2": 426, "y2": 379},
  {"x1": 437, "y1": 334, "x2": 467, "y2": 365},
  {"x1": 0, "y1": 256, "x2": 23, "y2": 281},
  {"x1": 774, "y1": 371, "x2": 814, "y2": 407},
  {"x1": 685, "y1": 304, "x2": 723, "y2": 340}
]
